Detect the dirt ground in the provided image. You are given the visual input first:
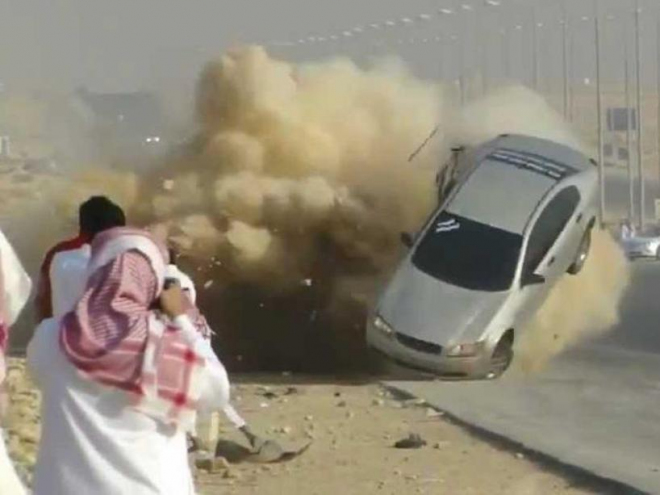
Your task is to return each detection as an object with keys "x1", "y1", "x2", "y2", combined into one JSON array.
[
  {"x1": 194, "y1": 378, "x2": 620, "y2": 495},
  {"x1": 2, "y1": 359, "x2": 619, "y2": 495}
]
